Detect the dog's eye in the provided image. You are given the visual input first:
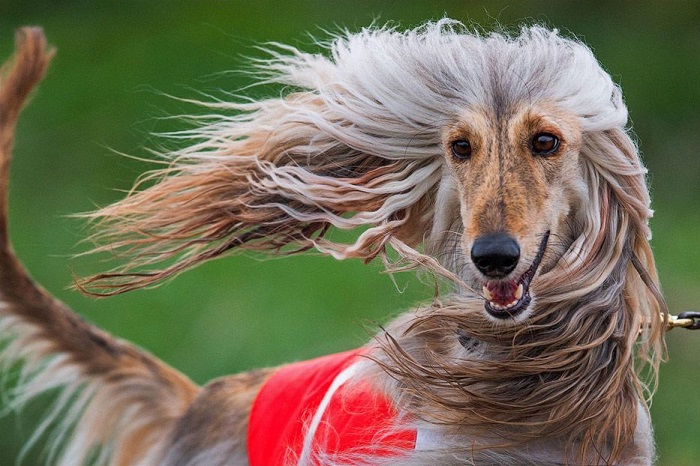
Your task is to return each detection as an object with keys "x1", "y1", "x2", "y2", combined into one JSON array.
[
  {"x1": 530, "y1": 133, "x2": 560, "y2": 156},
  {"x1": 451, "y1": 140, "x2": 472, "y2": 160}
]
